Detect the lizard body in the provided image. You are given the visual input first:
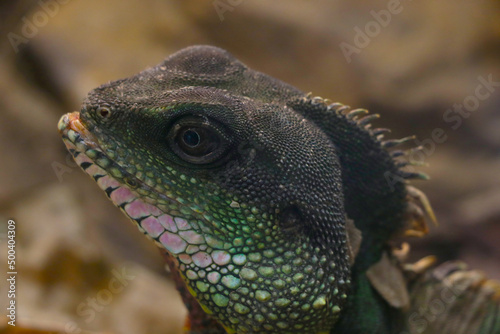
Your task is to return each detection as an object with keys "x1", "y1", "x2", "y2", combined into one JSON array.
[{"x1": 58, "y1": 46, "x2": 500, "y2": 334}]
